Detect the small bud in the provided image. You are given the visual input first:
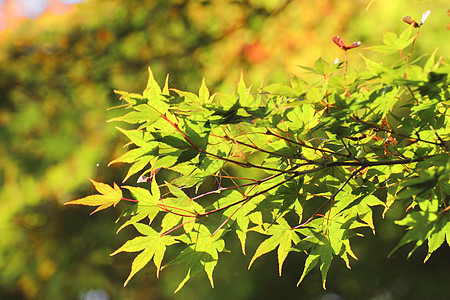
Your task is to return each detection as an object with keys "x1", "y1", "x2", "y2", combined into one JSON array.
[
  {"x1": 402, "y1": 16, "x2": 419, "y2": 27},
  {"x1": 137, "y1": 175, "x2": 151, "y2": 183},
  {"x1": 137, "y1": 167, "x2": 161, "y2": 183}
]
